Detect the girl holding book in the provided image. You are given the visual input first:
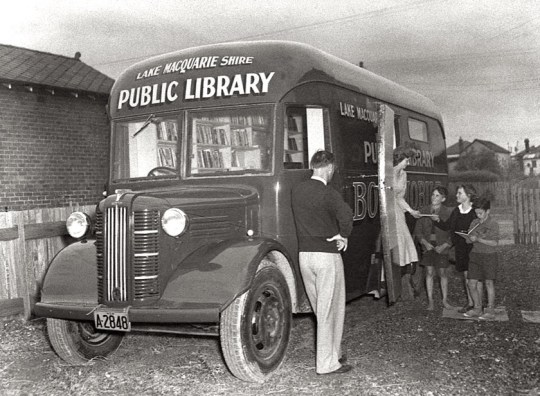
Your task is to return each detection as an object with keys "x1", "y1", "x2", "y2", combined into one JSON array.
[{"x1": 434, "y1": 184, "x2": 477, "y2": 313}]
